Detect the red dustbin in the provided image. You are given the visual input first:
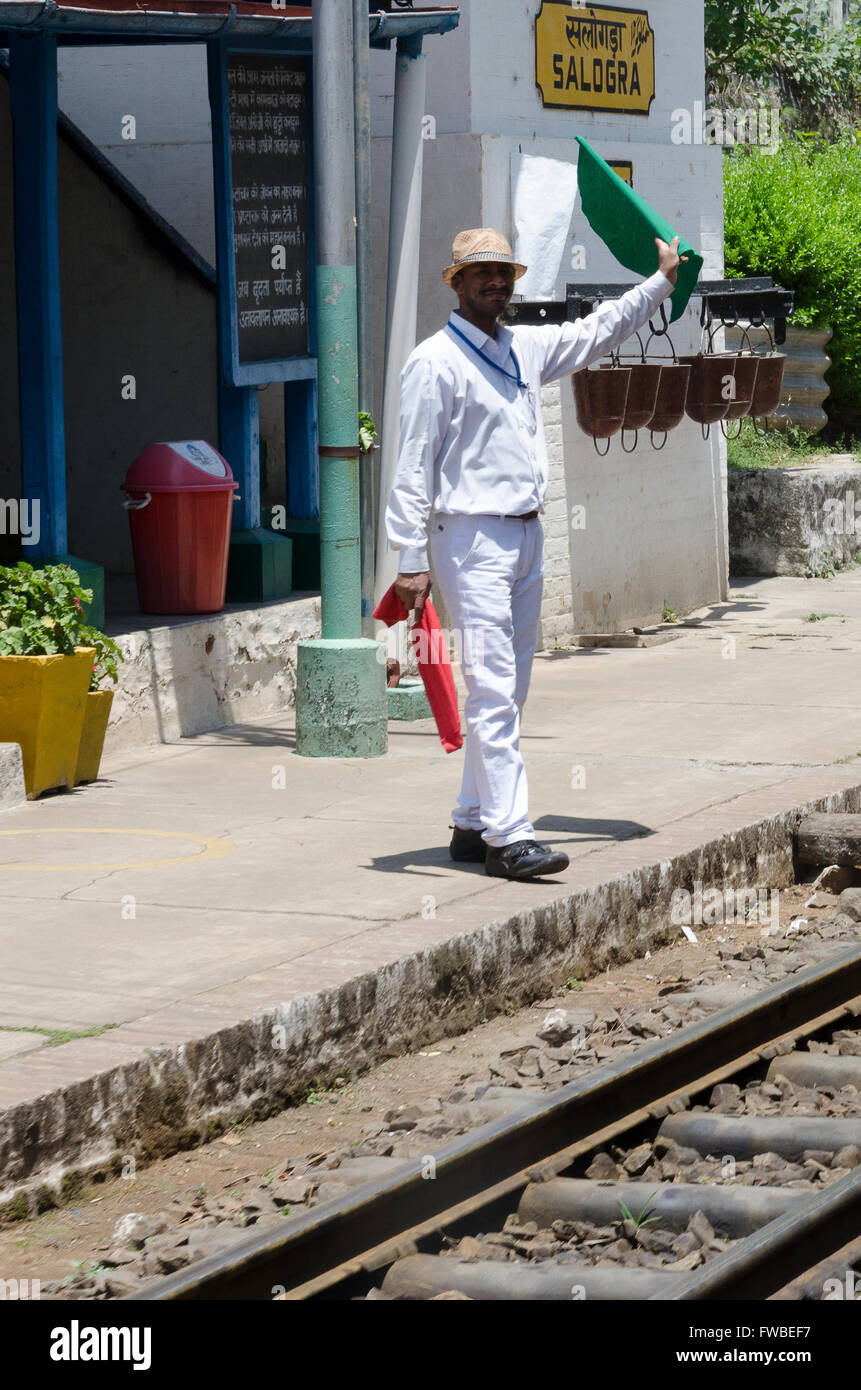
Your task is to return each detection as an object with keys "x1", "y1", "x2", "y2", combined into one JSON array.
[{"x1": 122, "y1": 441, "x2": 238, "y2": 614}]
